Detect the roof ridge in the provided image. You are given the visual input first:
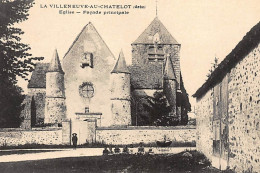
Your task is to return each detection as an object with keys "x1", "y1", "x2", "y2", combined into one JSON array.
[{"x1": 193, "y1": 21, "x2": 260, "y2": 98}]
